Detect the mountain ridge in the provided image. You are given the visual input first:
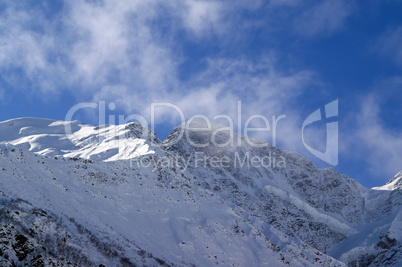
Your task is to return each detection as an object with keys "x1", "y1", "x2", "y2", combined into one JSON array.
[{"x1": 0, "y1": 117, "x2": 401, "y2": 266}]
